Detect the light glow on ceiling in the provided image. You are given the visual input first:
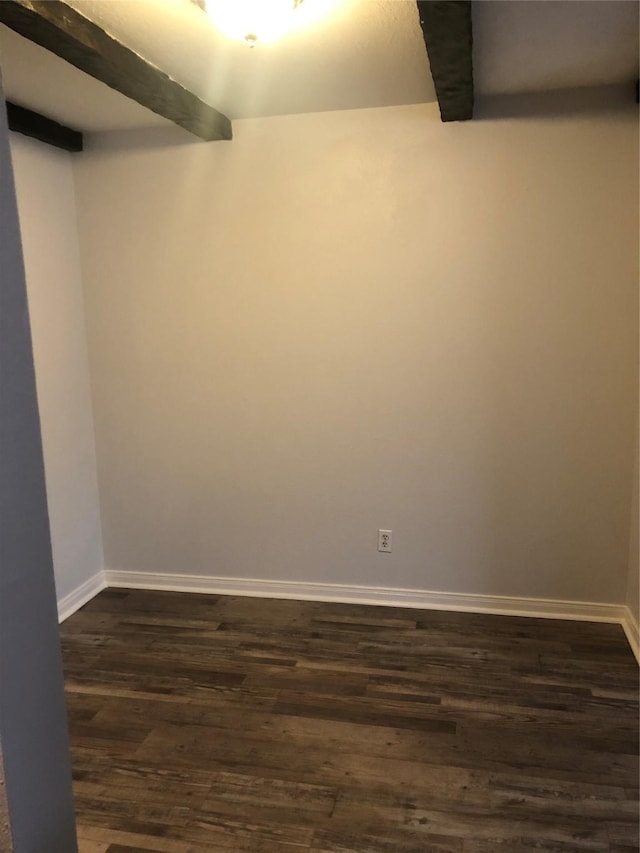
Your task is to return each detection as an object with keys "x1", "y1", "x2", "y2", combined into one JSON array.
[{"x1": 203, "y1": 0, "x2": 336, "y2": 45}]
